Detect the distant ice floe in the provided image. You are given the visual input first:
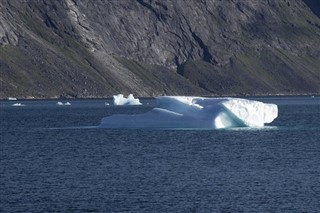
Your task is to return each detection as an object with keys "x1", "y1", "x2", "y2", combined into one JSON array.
[
  {"x1": 8, "y1": 97, "x2": 17, "y2": 101},
  {"x1": 12, "y1": 103, "x2": 25, "y2": 107},
  {"x1": 100, "y1": 96, "x2": 278, "y2": 129},
  {"x1": 113, "y1": 94, "x2": 142, "y2": 105},
  {"x1": 56, "y1": 101, "x2": 71, "y2": 106}
]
